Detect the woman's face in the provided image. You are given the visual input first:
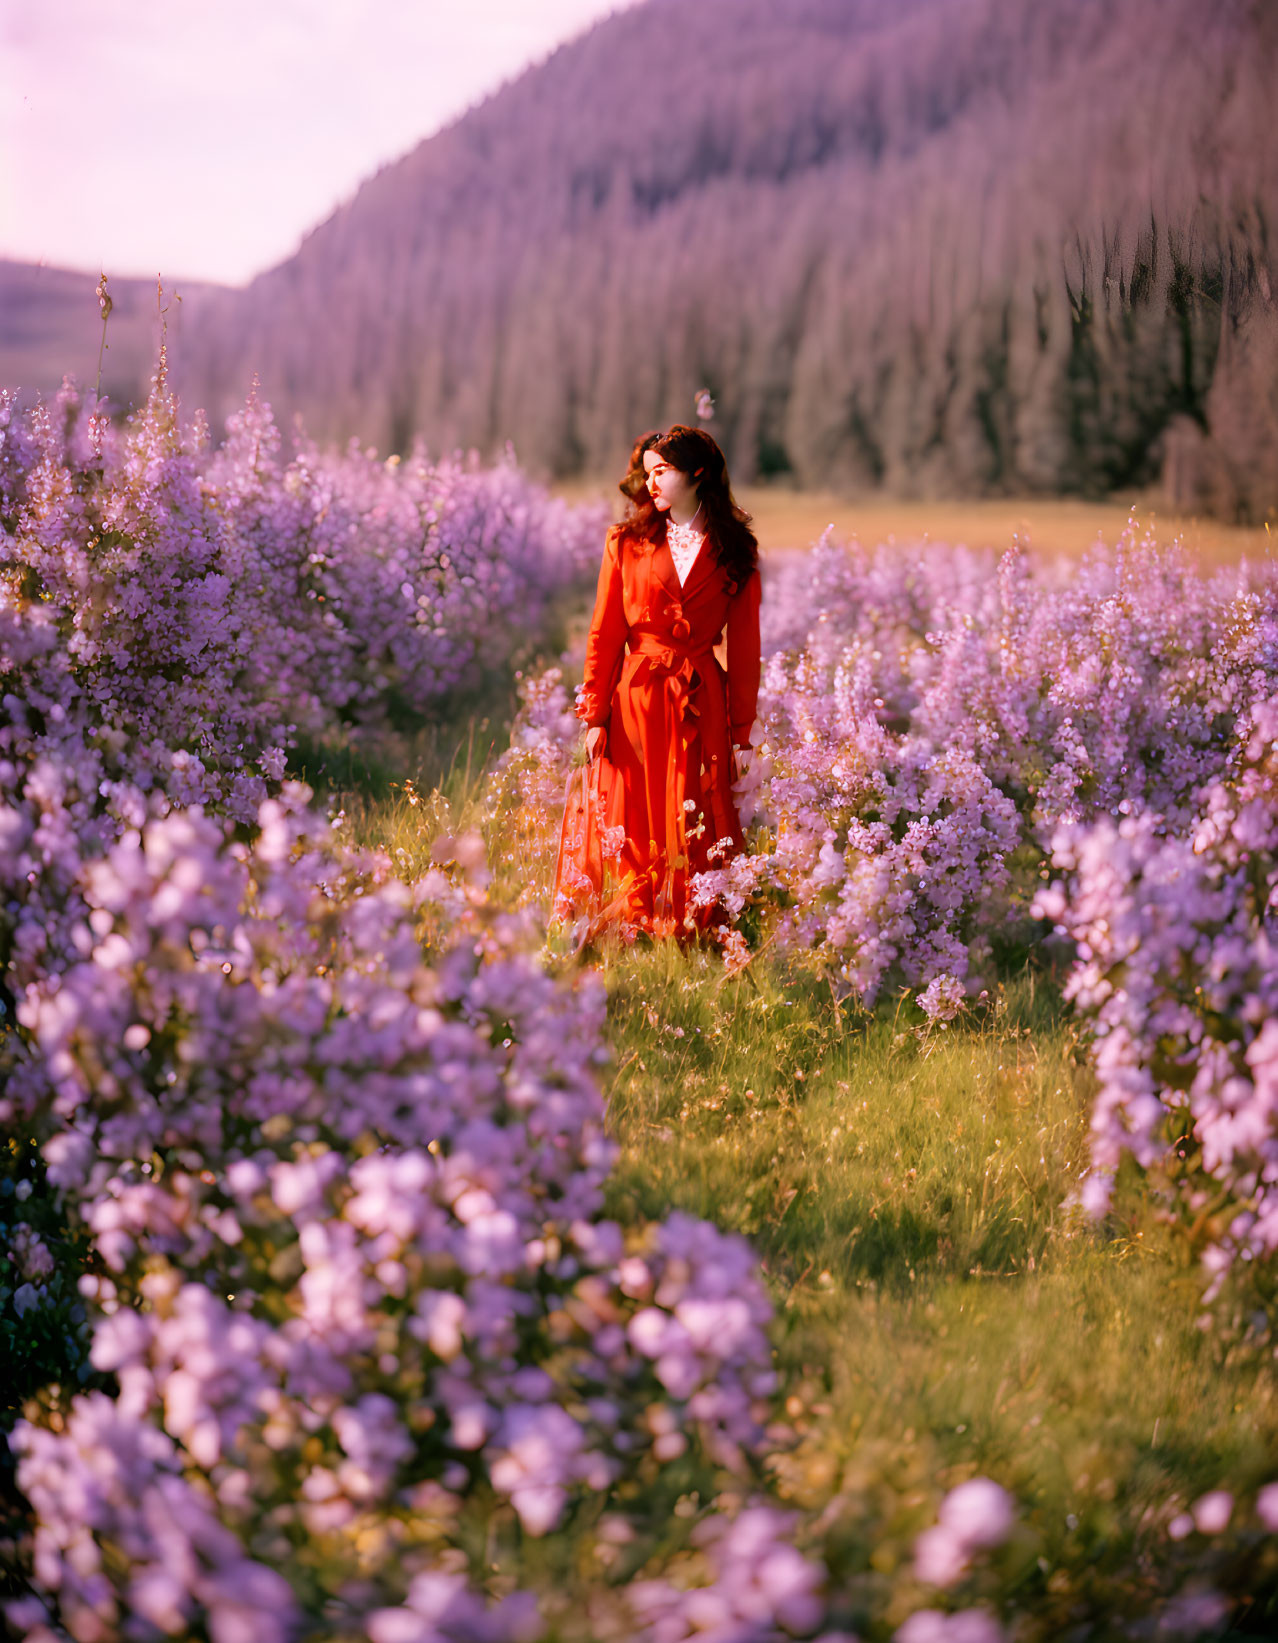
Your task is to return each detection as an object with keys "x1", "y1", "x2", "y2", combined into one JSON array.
[{"x1": 643, "y1": 449, "x2": 698, "y2": 514}]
